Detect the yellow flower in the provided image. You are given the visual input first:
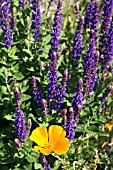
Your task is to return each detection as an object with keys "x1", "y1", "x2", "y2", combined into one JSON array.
[
  {"x1": 105, "y1": 120, "x2": 113, "y2": 131},
  {"x1": 30, "y1": 125, "x2": 70, "y2": 155}
]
